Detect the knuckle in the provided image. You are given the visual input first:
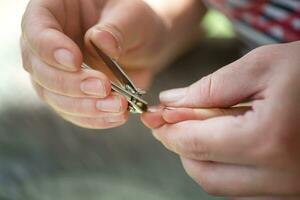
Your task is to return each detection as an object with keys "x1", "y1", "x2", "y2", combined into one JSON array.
[
  {"x1": 247, "y1": 46, "x2": 269, "y2": 63},
  {"x1": 34, "y1": 28, "x2": 59, "y2": 58},
  {"x1": 52, "y1": 72, "x2": 68, "y2": 94},
  {"x1": 34, "y1": 30, "x2": 47, "y2": 56},
  {"x1": 195, "y1": 74, "x2": 217, "y2": 106},
  {"x1": 245, "y1": 45, "x2": 277, "y2": 70},
  {"x1": 241, "y1": 48, "x2": 268, "y2": 79}
]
